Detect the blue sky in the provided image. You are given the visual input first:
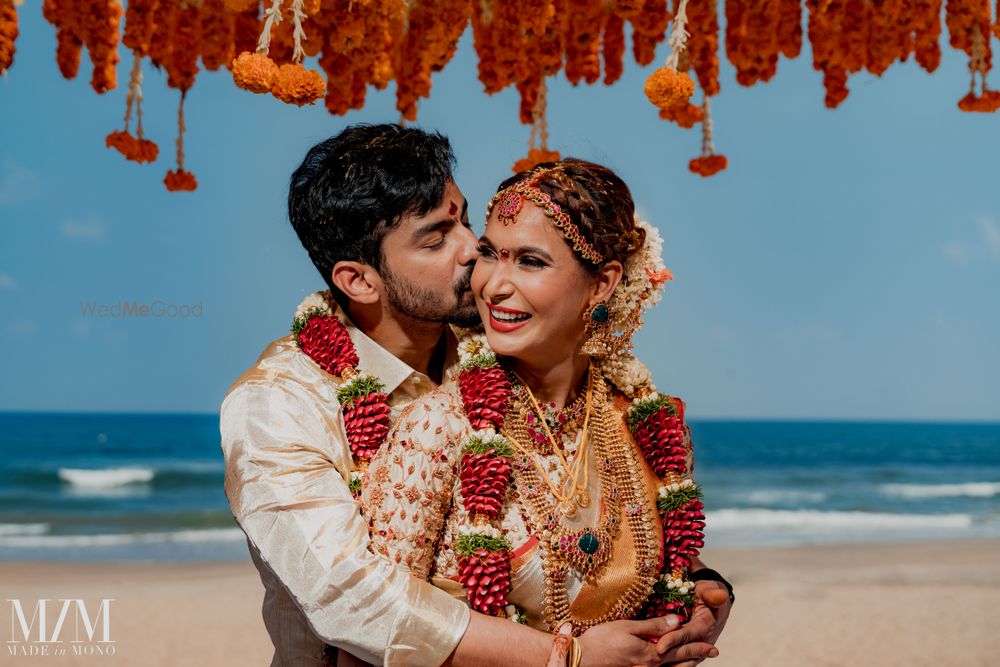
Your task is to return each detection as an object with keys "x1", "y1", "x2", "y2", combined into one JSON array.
[{"x1": 1, "y1": 7, "x2": 998, "y2": 420}]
